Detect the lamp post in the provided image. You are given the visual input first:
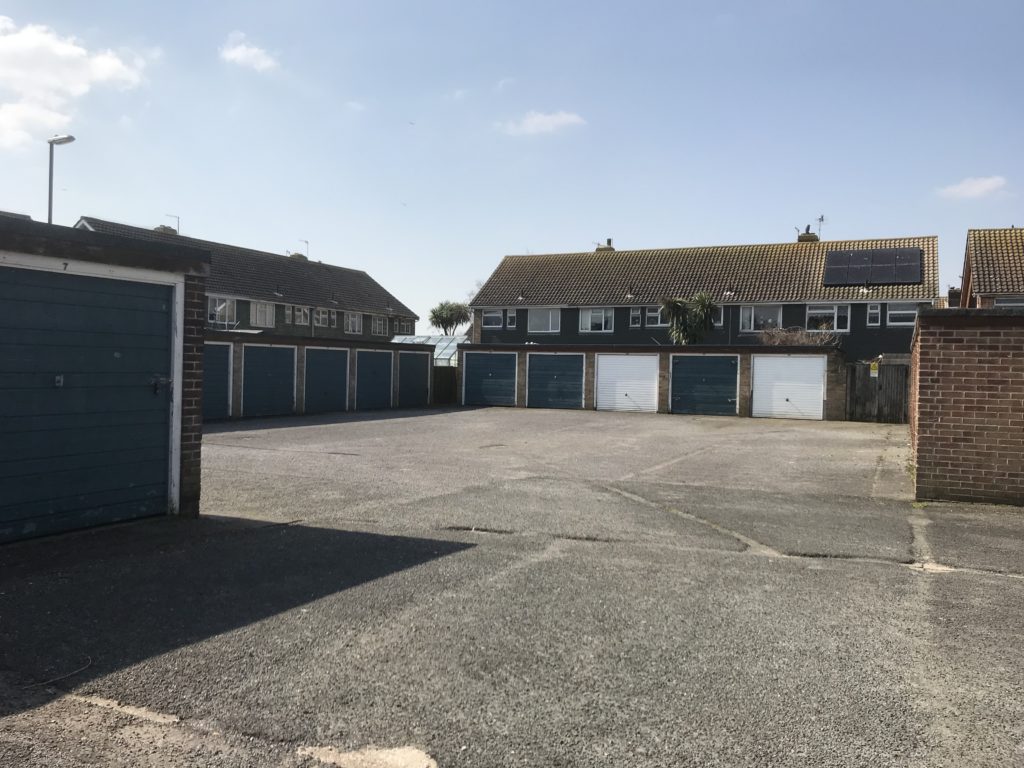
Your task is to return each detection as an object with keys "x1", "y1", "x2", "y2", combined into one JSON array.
[{"x1": 47, "y1": 134, "x2": 75, "y2": 224}]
